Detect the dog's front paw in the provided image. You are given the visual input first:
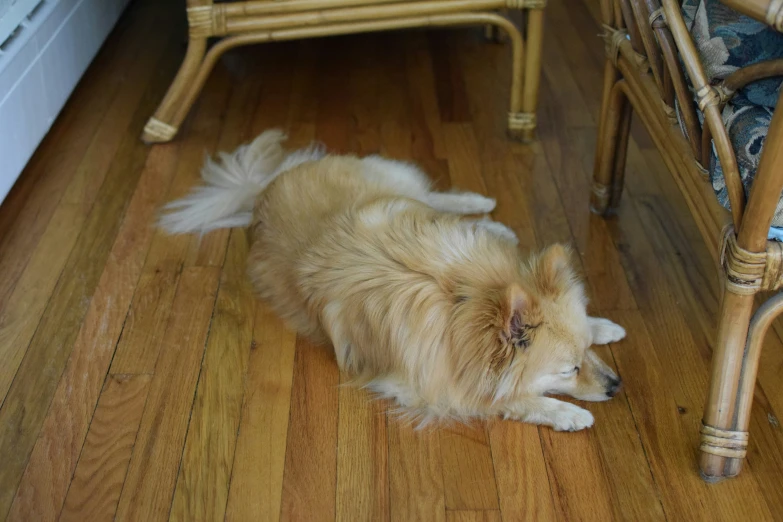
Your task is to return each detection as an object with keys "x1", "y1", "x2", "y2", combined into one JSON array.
[
  {"x1": 589, "y1": 317, "x2": 626, "y2": 345},
  {"x1": 550, "y1": 402, "x2": 594, "y2": 432}
]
